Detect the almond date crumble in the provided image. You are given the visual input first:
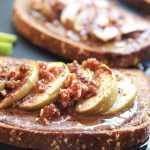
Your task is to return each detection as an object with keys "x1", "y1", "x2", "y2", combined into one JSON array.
[
  {"x1": 39, "y1": 62, "x2": 63, "y2": 80},
  {"x1": 82, "y1": 58, "x2": 100, "y2": 71},
  {"x1": 39, "y1": 104, "x2": 60, "y2": 125},
  {"x1": 38, "y1": 59, "x2": 101, "y2": 124}
]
